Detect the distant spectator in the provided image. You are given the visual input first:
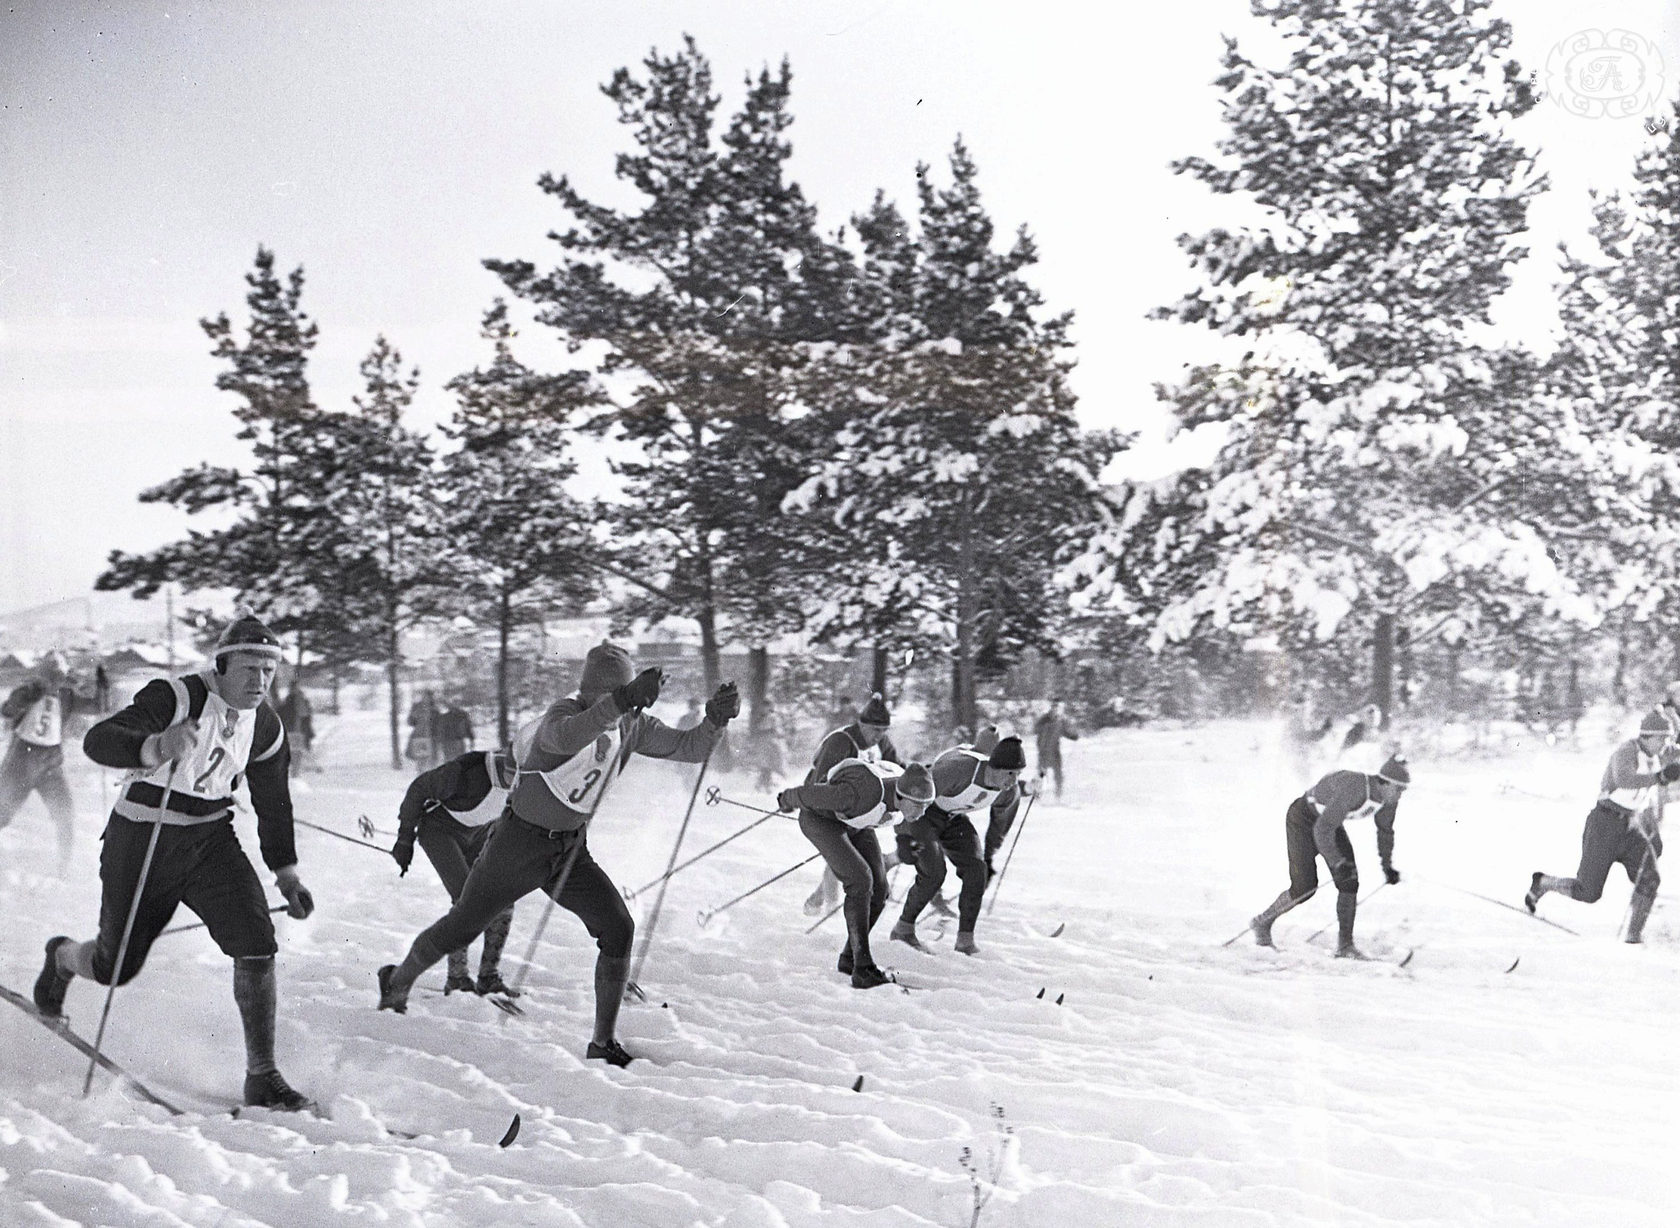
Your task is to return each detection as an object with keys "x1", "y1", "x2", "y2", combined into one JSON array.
[
  {"x1": 435, "y1": 701, "x2": 474, "y2": 761},
  {"x1": 679, "y1": 697, "x2": 705, "y2": 731},
  {"x1": 406, "y1": 691, "x2": 440, "y2": 769},
  {"x1": 275, "y1": 683, "x2": 316, "y2": 775},
  {"x1": 1033, "y1": 700, "x2": 1081, "y2": 800}
]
